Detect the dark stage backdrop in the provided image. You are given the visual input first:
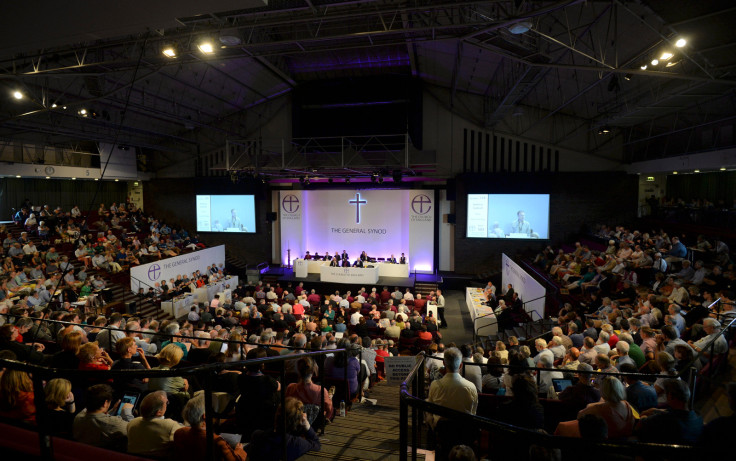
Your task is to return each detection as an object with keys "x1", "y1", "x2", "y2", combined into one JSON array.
[
  {"x1": 0, "y1": 178, "x2": 128, "y2": 219},
  {"x1": 453, "y1": 172, "x2": 639, "y2": 275}
]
